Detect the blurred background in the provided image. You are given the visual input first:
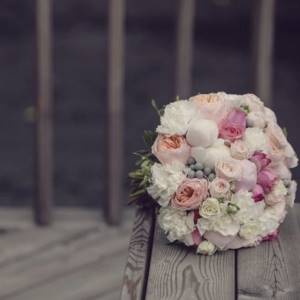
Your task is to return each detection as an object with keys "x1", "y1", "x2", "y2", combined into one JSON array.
[
  {"x1": 0, "y1": 1, "x2": 299, "y2": 299},
  {"x1": 0, "y1": 0, "x2": 299, "y2": 208}
]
